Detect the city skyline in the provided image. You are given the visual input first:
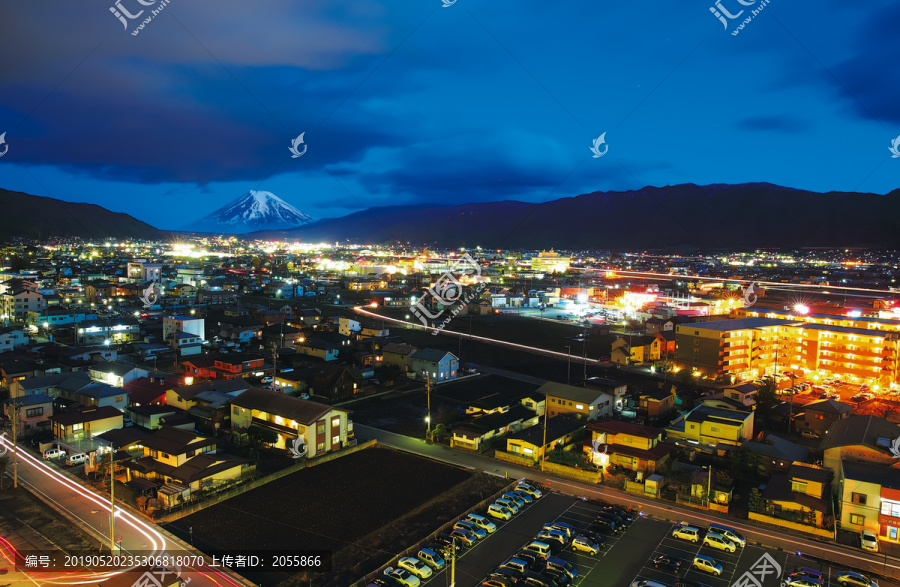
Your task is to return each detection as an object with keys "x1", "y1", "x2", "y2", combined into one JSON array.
[{"x1": 0, "y1": 1, "x2": 897, "y2": 231}]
